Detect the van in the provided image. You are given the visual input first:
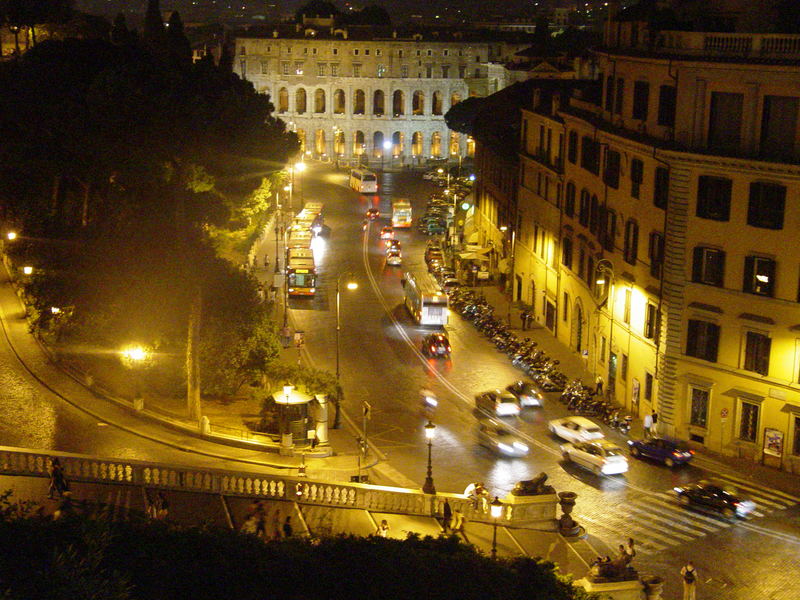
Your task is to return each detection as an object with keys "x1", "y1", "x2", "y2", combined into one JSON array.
[{"x1": 475, "y1": 390, "x2": 520, "y2": 417}]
